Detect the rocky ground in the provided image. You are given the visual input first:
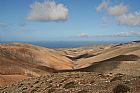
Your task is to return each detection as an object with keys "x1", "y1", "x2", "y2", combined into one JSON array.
[
  {"x1": 0, "y1": 41, "x2": 140, "y2": 93},
  {"x1": 0, "y1": 72, "x2": 140, "y2": 93}
]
